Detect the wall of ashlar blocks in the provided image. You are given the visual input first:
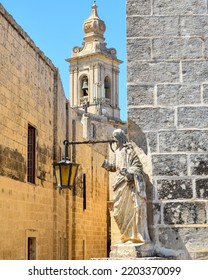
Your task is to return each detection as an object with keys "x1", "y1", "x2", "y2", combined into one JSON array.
[
  {"x1": 127, "y1": 0, "x2": 208, "y2": 259},
  {"x1": 0, "y1": 4, "x2": 68, "y2": 260}
]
